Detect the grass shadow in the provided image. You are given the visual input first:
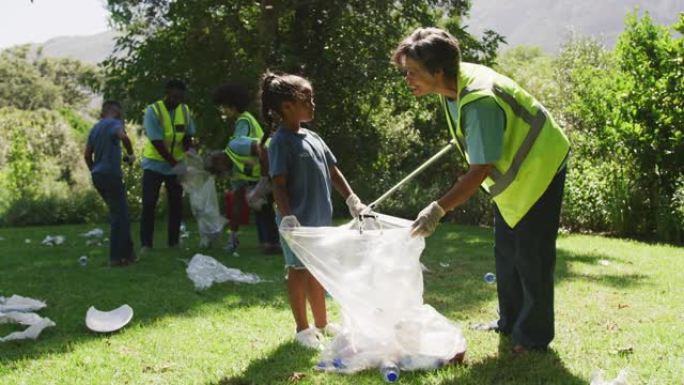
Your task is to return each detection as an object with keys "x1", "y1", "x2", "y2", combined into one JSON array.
[{"x1": 0, "y1": 221, "x2": 286, "y2": 366}]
